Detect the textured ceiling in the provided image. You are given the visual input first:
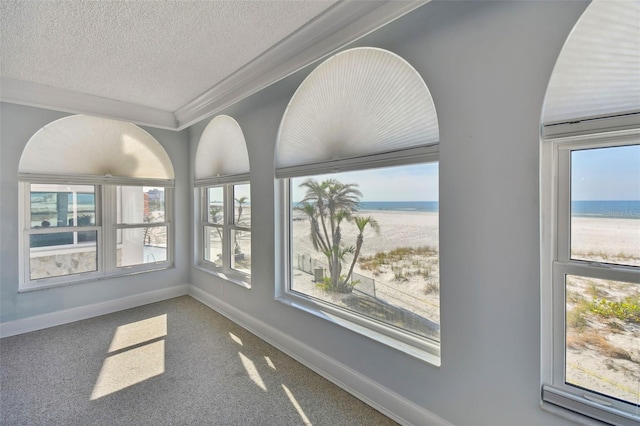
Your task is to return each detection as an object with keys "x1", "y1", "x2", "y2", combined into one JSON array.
[{"x1": 0, "y1": 0, "x2": 338, "y2": 112}]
